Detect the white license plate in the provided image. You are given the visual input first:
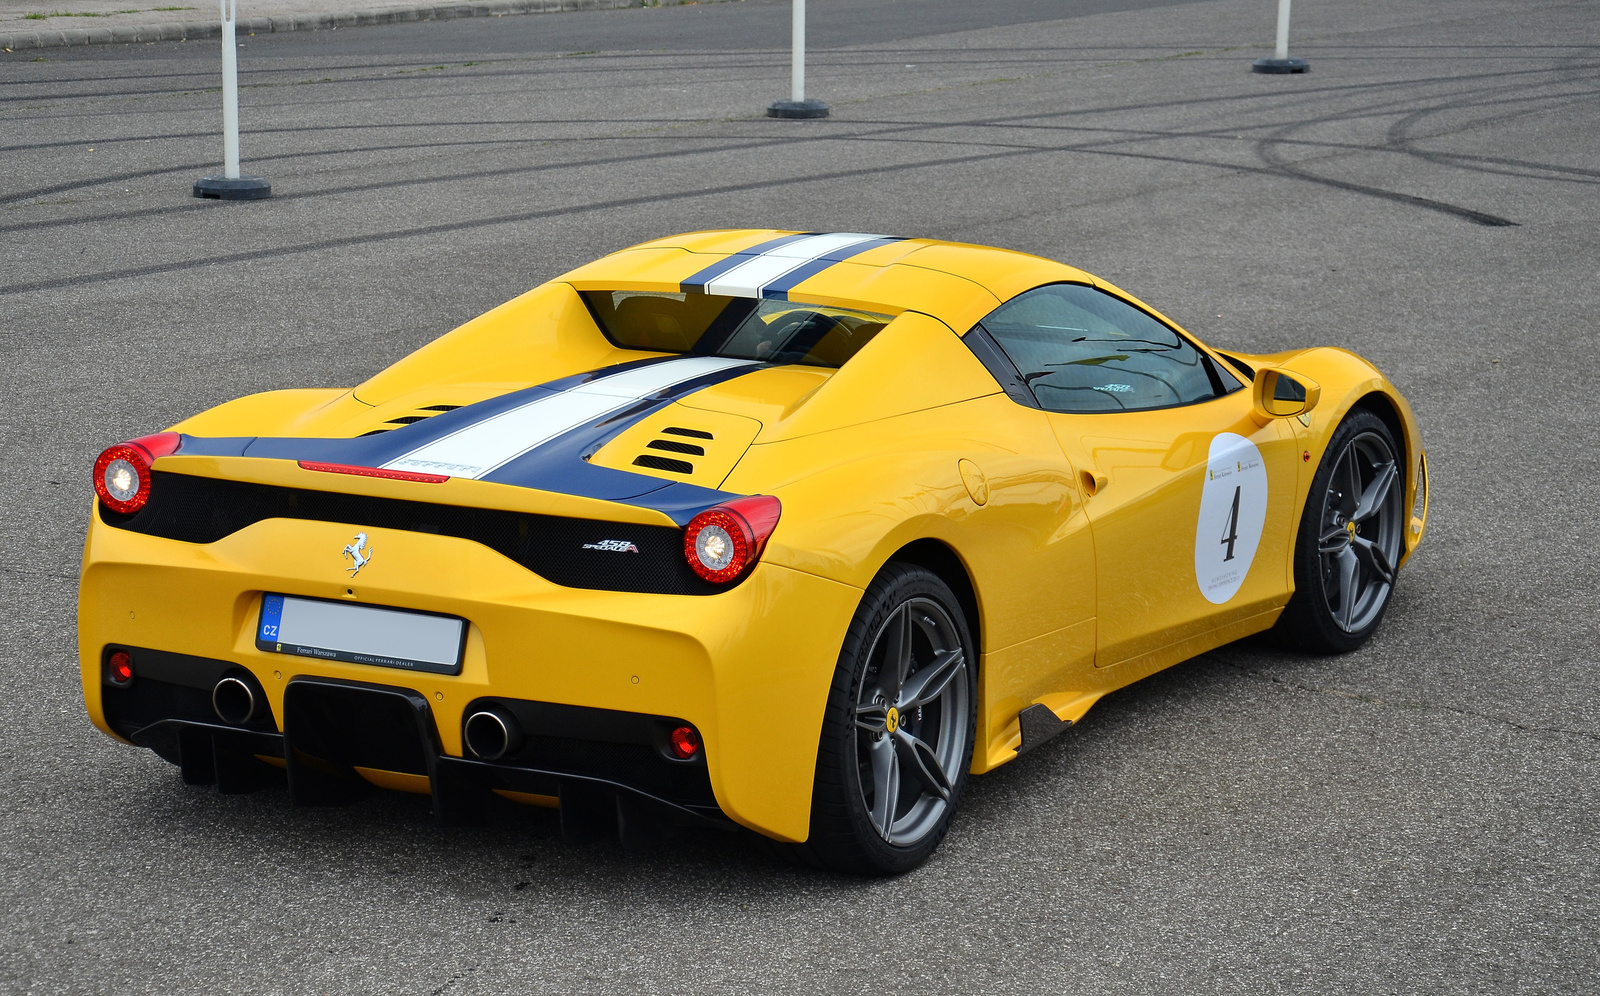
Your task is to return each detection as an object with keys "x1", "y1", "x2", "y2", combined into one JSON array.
[{"x1": 256, "y1": 594, "x2": 466, "y2": 676}]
